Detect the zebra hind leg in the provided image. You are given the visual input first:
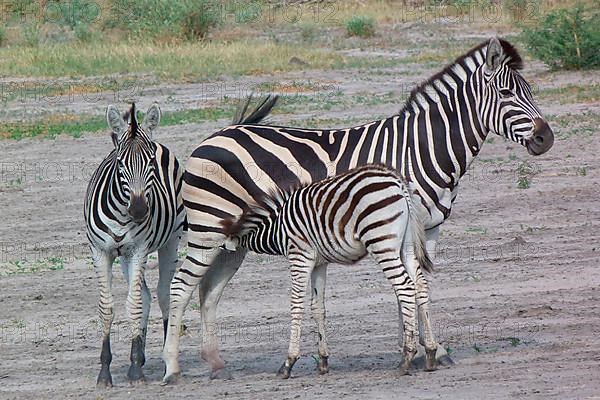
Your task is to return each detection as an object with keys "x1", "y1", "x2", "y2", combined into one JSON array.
[
  {"x1": 157, "y1": 230, "x2": 182, "y2": 340},
  {"x1": 198, "y1": 248, "x2": 247, "y2": 380},
  {"x1": 279, "y1": 260, "x2": 314, "y2": 379},
  {"x1": 415, "y1": 270, "x2": 438, "y2": 372},
  {"x1": 93, "y1": 250, "x2": 116, "y2": 388},
  {"x1": 310, "y1": 263, "x2": 329, "y2": 375},
  {"x1": 369, "y1": 248, "x2": 417, "y2": 376}
]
